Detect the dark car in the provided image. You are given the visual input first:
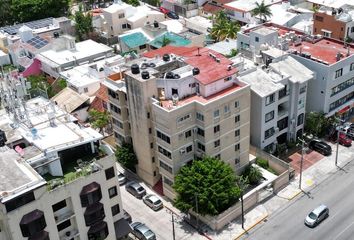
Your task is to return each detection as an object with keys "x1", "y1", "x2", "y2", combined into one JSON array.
[
  {"x1": 309, "y1": 140, "x2": 332, "y2": 156},
  {"x1": 167, "y1": 11, "x2": 179, "y2": 19},
  {"x1": 125, "y1": 181, "x2": 146, "y2": 199}
]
